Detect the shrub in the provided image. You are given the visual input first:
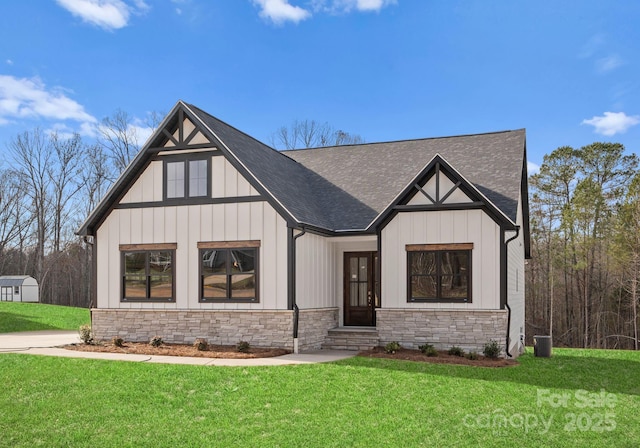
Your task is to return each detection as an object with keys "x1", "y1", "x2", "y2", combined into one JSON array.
[
  {"x1": 78, "y1": 324, "x2": 93, "y2": 345},
  {"x1": 384, "y1": 341, "x2": 401, "y2": 354},
  {"x1": 448, "y1": 346, "x2": 465, "y2": 357},
  {"x1": 194, "y1": 338, "x2": 208, "y2": 351},
  {"x1": 149, "y1": 336, "x2": 163, "y2": 347},
  {"x1": 111, "y1": 337, "x2": 124, "y2": 347},
  {"x1": 237, "y1": 340, "x2": 251, "y2": 353},
  {"x1": 466, "y1": 351, "x2": 479, "y2": 360},
  {"x1": 419, "y1": 343, "x2": 438, "y2": 357},
  {"x1": 483, "y1": 339, "x2": 501, "y2": 359}
]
